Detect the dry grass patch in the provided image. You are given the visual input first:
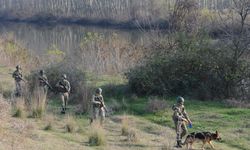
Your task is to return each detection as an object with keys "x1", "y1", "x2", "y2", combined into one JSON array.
[
  {"x1": 126, "y1": 128, "x2": 139, "y2": 142},
  {"x1": 121, "y1": 115, "x2": 129, "y2": 136},
  {"x1": 162, "y1": 141, "x2": 172, "y2": 150},
  {"x1": 121, "y1": 115, "x2": 139, "y2": 143},
  {"x1": 145, "y1": 97, "x2": 168, "y2": 113},
  {"x1": 224, "y1": 98, "x2": 250, "y2": 108},
  {"x1": 43, "y1": 115, "x2": 56, "y2": 131},
  {"x1": 88, "y1": 125, "x2": 106, "y2": 146},
  {"x1": 12, "y1": 98, "x2": 26, "y2": 118},
  {"x1": 64, "y1": 115, "x2": 77, "y2": 133}
]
